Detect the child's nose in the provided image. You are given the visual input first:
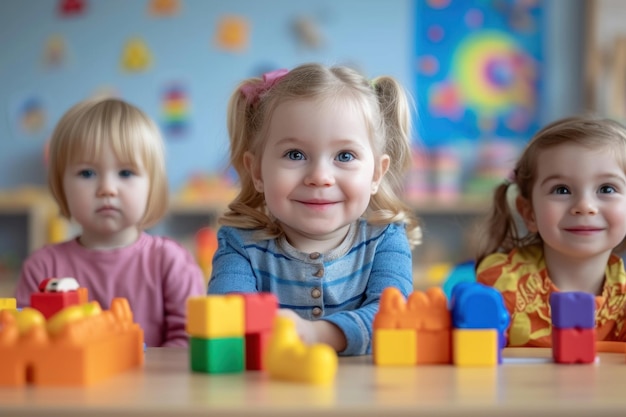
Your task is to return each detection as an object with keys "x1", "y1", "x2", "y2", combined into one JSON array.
[
  {"x1": 96, "y1": 174, "x2": 117, "y2": 196},
  {"x1": 304, "y1": 161, "x2": 335, "y2": 187},
  {"x1": 570, "y1": 196, "x2": 598, "y2": 215}
]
